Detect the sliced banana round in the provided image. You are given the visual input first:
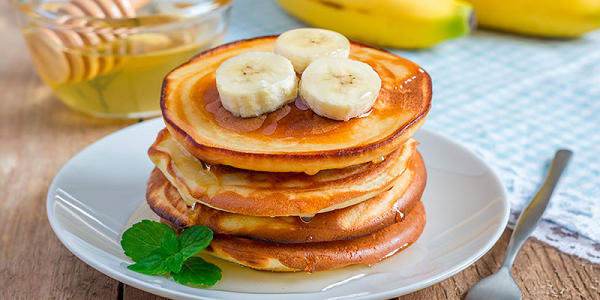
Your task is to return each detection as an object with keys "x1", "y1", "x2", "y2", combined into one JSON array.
[
  {"x1": 274, "y1": 28, "x2": 350, "y2": 74},
  {"x1": 216, "y1": 51, "x2": 298, "y2": 118},
  {"x1": 300, "y1": 57, "x2": 381, "y2": 121}
]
